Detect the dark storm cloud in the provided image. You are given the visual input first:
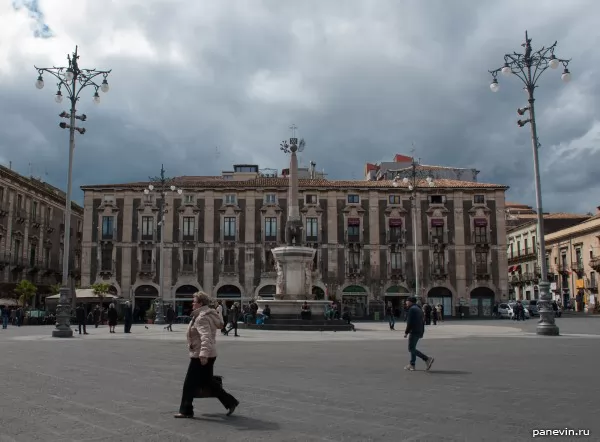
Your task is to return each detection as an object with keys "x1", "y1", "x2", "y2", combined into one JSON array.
[{"x1": 1, "y1": 0, "x2": 599, "y2": 213}]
